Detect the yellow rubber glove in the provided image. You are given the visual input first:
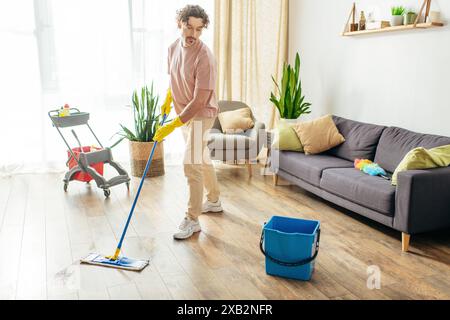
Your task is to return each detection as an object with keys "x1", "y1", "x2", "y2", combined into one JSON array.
[
  {"x1": 161, "y1": 88, "x2": 173, "y2": 116},
  {"x1": 154, "y1": 117, "x2": 184, "y2": 142}
]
